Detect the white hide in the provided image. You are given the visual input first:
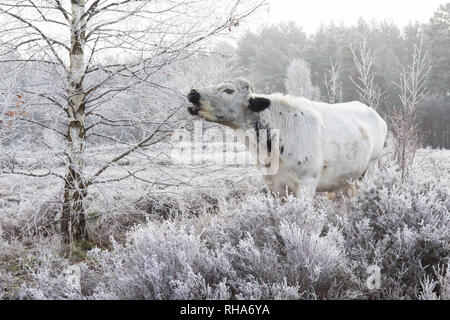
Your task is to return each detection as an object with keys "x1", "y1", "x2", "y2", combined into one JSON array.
[
  {"x1": 188, "y1": 79, "x2": 387, "y2": 197},
  {"x1": 253, "y1": 94, "x2": 387, "y2": 196}
]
